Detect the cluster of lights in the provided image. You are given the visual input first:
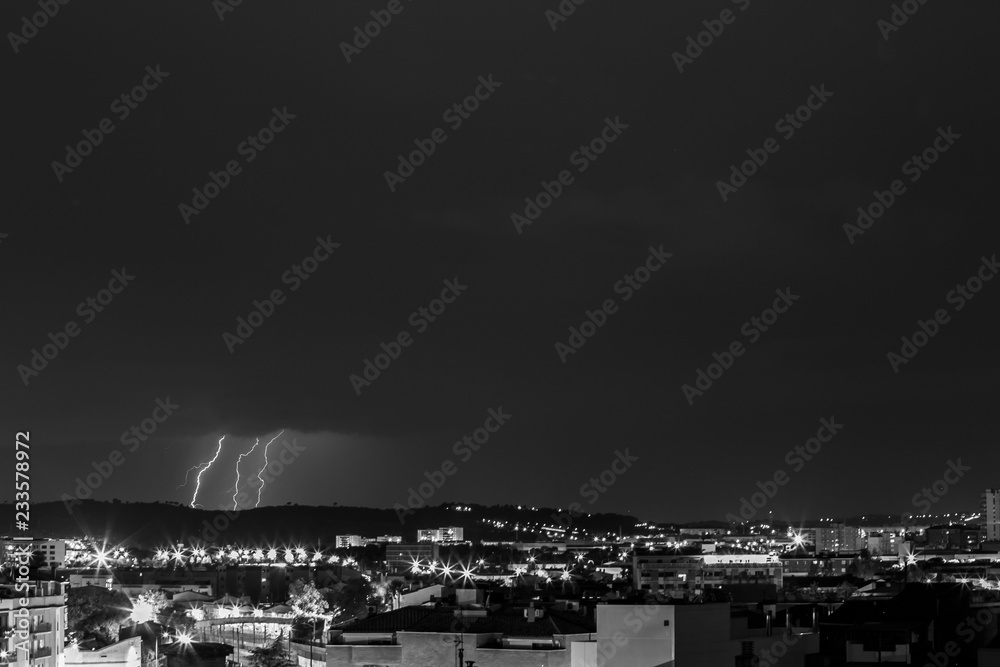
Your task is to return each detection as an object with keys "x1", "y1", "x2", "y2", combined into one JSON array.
[{"x1": 62, "y1": 540, "x2": 366, "y2": 571}]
